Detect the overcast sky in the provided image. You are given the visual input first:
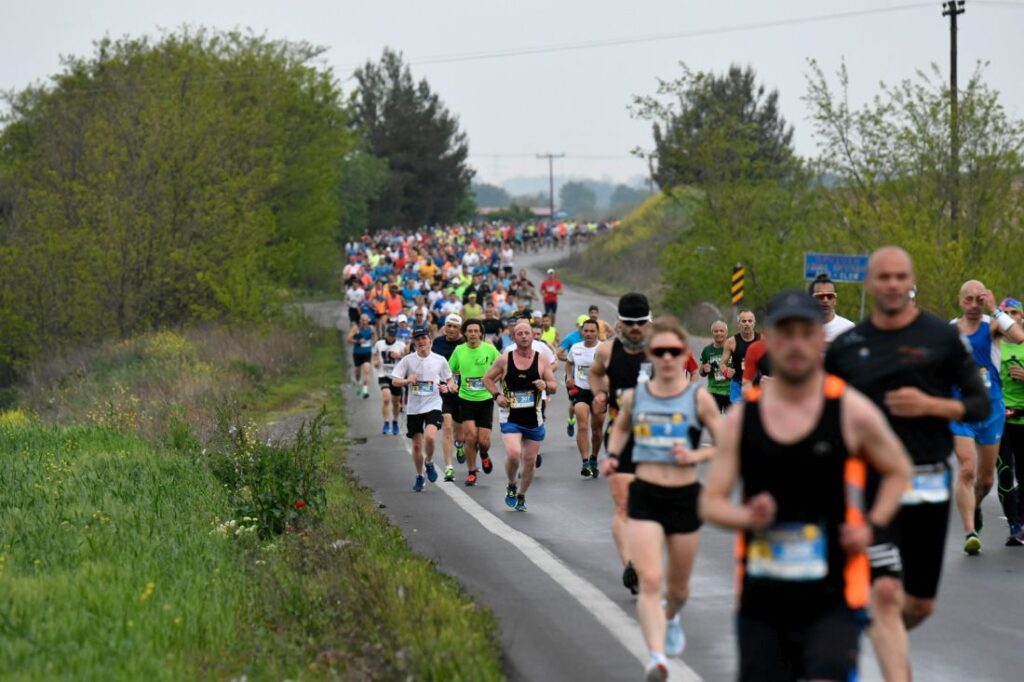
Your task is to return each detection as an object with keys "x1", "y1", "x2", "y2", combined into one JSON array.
[{"x1": 3, "y1": 1, "x2": 1022, "y2": 186}]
